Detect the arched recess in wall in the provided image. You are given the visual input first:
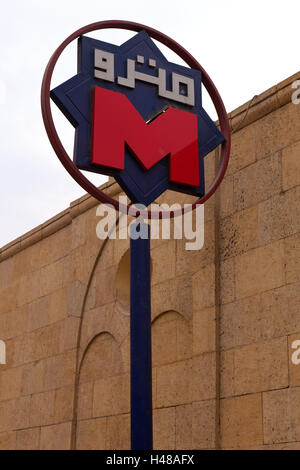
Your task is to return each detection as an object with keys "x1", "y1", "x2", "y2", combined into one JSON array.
[
  {"x1": 115, "y1": 249, "x2": 130, "y2": 315},
  {"x1": 152, "y1": 310, "x2": 192, "y2": 450},
  {"x1": 115, "y1": 248, "x2": 153, "y2": 316},
  {"x1": 76, "y1": 332, "x2": 130, "y2": 450}
]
